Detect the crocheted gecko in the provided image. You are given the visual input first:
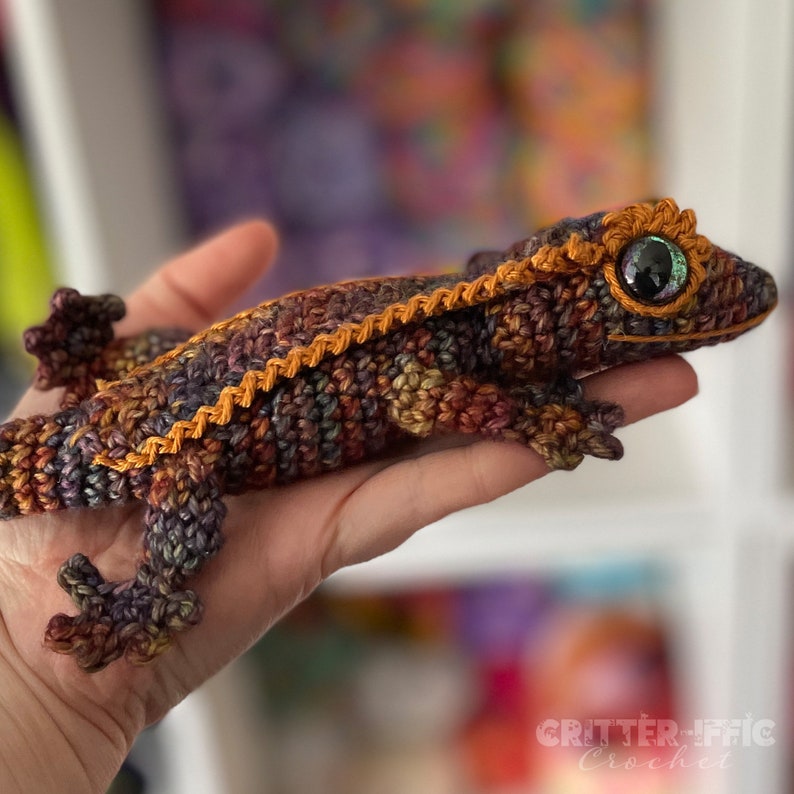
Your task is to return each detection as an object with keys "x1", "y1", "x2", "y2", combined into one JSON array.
[{"x1": 0, "y1": 199, "x2": 777, "y2": 672}]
